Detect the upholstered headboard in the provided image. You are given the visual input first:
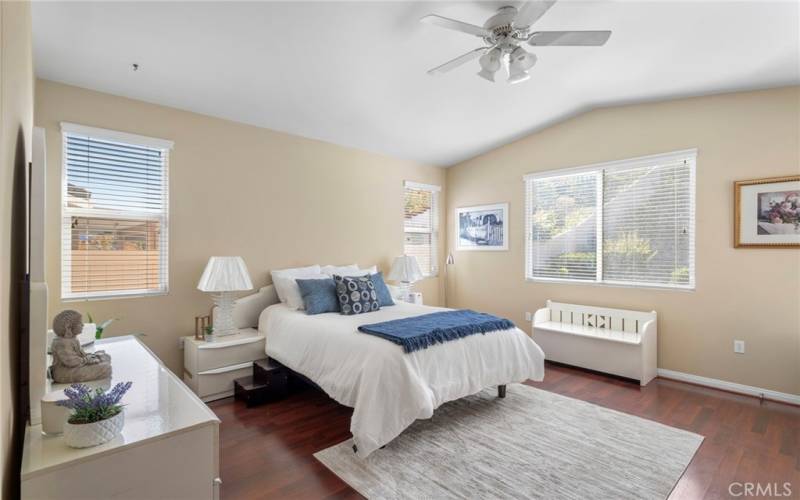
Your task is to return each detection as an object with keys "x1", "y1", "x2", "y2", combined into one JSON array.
[{"x1": 213, "y1": 285, "x2": 280, "y2": 330}]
